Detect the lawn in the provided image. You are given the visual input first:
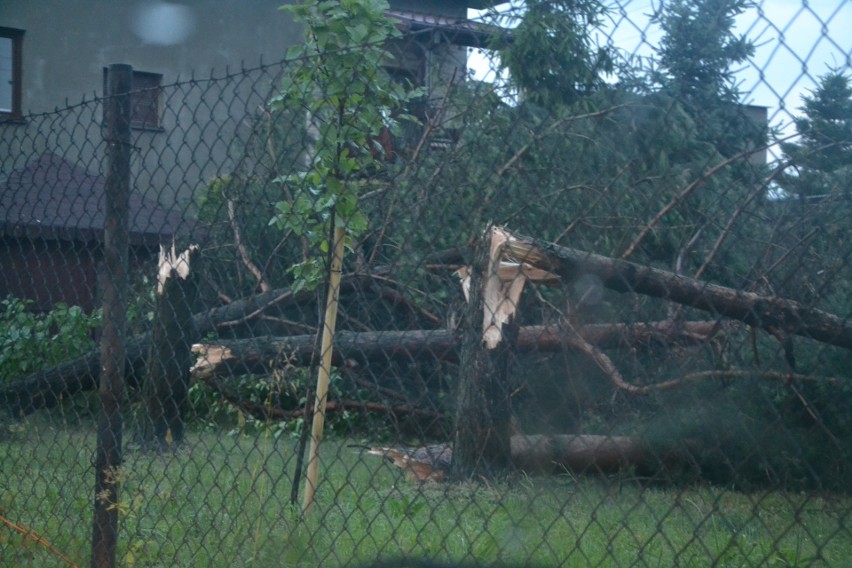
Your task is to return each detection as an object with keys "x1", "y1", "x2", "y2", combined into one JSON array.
[{"x1": 1, "y1": 420, "x2": 850, "y2": 567}]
